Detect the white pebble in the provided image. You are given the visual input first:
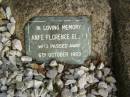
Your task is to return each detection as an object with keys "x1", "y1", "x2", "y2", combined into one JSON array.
[
  {"x1": 97, "y1": 62, "x2": 104, "y2": 70},
  {"x1": 0, "y1": 77, "x2": 7, "y2": 85},
  {"x1": 98, "y1": 89, "x2": 108, "y2": 97},
  {"x1": 2, "y1": 32, "x2": 11, "y2": 38},
  {"x1": 46, "y1": 94, "x2": 51, "y2": 97},
  {"x1": 25, "y1": 81, "x2": 33, "y2": 89},
  {"x1": 34, "y1": 80, "x2": 43, "y2": 89},
  {"x1": 16, "y1": 74, "x2": 23, "y2": 82},
  {"x1": 98, "y1": 81, "x2": 108, "y2": 89},
  {"x1": 1, "y1": 46, "x2": 9, "y2": 57},
  {"x1": 62, "y1": 88, "x2": 73, "y2": 97},
  {"x1": 103, "y1": 67, "x2": 111, "y2": 76},
  {"x1": 91, "y1": 89, "x2": 99, "y2": 95},
  {"x1": 6, "y1": 7, "x2": 12, "y2": 19},
  {"x1": 0, "y1": 42, "x2": 3, "y2": 51},
  {"x1": 89, "y1": 63, "x2": 95, "y2": 71},
  {"x1": 47, "y1": 80, "x2": 53, "y2": 91},
  {"x1": 7, "y1": 23, "x2": 15, "y2": 35},
  {"x1": 1, "y1": 85, "x2": 7, "y2": 91},
  {"x1": 4, "y1": 40, "x2": 11, "y2": 47},
  {"x1": 65, "y1": 80, "x2": 76, "y2": 85},
  {"x1": 12, "y1": 39, "x2": 22, "y2": 51},
  {"x1": 56, "y1": 79, "x2": 63, "y2": 88},
  {"x1": 0, "y1": 93, "x2": 7, "y2": 97},
  {"x1": 21, "y1": 56, "x2": 32, "y2": 62},
  {"x1": 71, "y1": 85, "x2": 78, "y2": 92},
  {"x1": 77, "y1": 69, "x2": 85, "y2": 76},
  {"x1": 86, "y1": 74, "x2": 99, "y2": 84},
  {"x1": 9, "y1": 55, "x2": 16, "y2": 65},
  {"x1": 40, "y1": 90, "x2": 48, "y2": 97},
  {"x1": 0, "y1": 60, "x2": 3, "y2": 65},
  {"x1": 8, "y1": 50, "x2": 22, "y2": 57},
  {"x1": 49, "y1": 60, "x2": 58, "y2": 67},
  {"x1": 0, "y1": 26, "x2": 7, "y2": 31},
  {"x1": 106, "y1": 76, "x2": 116, "y2": 83},
  {"x1": 106, "y1": 85, "x2": 113, "y2": 93},
  {"x1": 69, "y1": 69, "x2": 74, "y2": 74},
  {"x1": 1, "y1": 35, "x2": 8, "y2": 43},
  {"x1": 96, "y1": 70, "x2": 103, "y2": 79},
  {"x1": 86, "y1": 94, "x2": 96, "y2": 97},
  {"x1": 7, "y1": 89, "x2": 15, "y2": 97},
  {"x1": 10, "y1": 17, "x2": 16, "y2": 23},
  {"x1": 25, "y1": 69, "x2": 33, "y2": 77},
  {"x1": 79, "y1": 89, "x2": 87, "y2": 95},
  {"x1": 80, "y1": 66, "x2": 89, "y2": 72},
  {"x1": 46, "y1": 69, "x2": 58, "y2": 79},
  {"x1": 58, "y1": 64, "x2": 64, "y2": 73},
  {"x1": 78, "y1": 74, "x2": 87, "y2": 89}
]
